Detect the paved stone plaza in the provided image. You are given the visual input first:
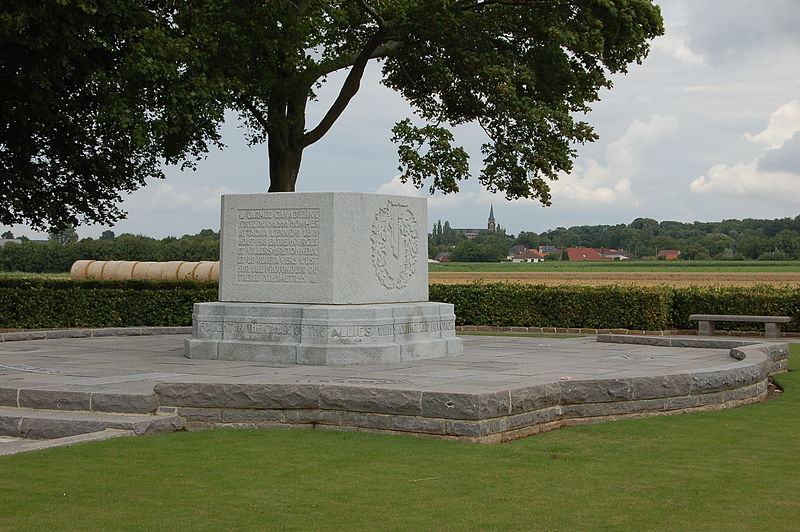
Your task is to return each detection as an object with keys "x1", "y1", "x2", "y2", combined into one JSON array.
[{"x1": 0, "y1": 332, "x2": 789, "y2": 453}]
